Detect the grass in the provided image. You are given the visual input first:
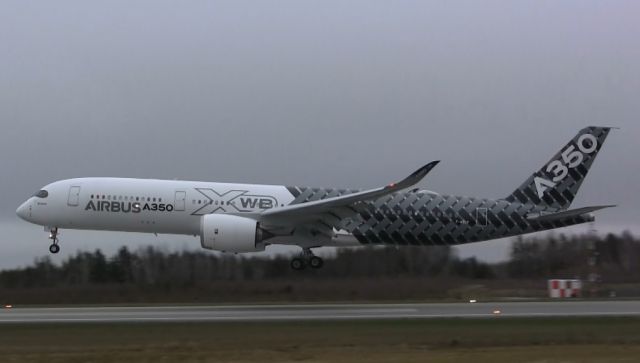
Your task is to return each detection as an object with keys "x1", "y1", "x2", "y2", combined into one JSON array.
[{"x1": 1, "y1": 317, "x2": 640, "y2": 362}]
